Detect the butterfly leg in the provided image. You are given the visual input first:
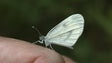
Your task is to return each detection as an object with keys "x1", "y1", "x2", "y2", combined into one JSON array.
[
  {"x1": 49, "y1": 44, "x2": 54, "y2": 50},
  {"x1": 32, "y1": 41, "x2": 38, "y2": 44},
  {"x1": 32, "y1": 40, "x2": 43, "y2": 44},
  {"x1": 33, "y1": 41, "x2": 54, "y2": 50}
]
